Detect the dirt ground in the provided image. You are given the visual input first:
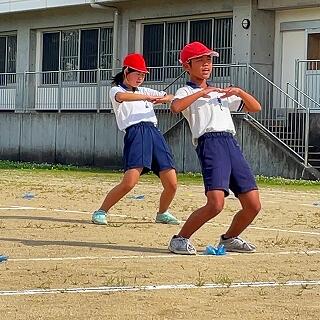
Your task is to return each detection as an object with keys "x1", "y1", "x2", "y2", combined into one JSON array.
[{"x1": 0, "y1": 169, "x2": 319, "y2": 320}]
